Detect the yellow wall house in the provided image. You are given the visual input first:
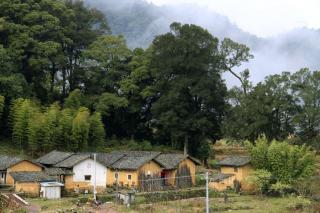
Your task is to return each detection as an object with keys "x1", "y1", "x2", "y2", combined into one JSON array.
[
  {"x1": 0, "y1": 155, "x2": 44, "y2": 186},
  {"x1": 209, "y1": 156, "x2": 254, "y2": 192},
  {"x1": 107, "y1": 151, "x2": 163, "y2": 189},
  {"x1": 154, "y1": 154, "x2": 201, "y2": 186},
  {"x1": 10, "y1": 171, "x2": 58, "y2": 196}
]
